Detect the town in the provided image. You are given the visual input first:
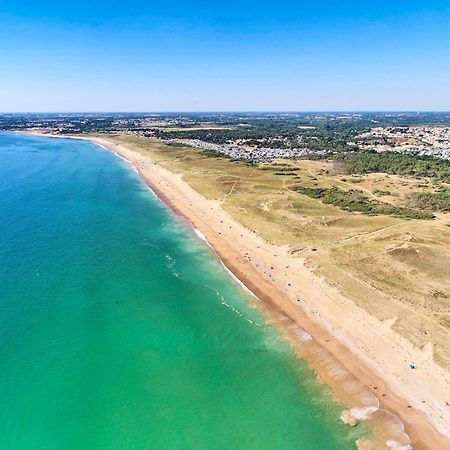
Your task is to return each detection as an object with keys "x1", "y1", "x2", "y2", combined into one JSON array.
[
  {"x1": 2, "y1": 112, "x2": 450, "y2": 162},
  {"x1": 357, "y1": 126, "x2": 450, "y2": 160},
  {"x1": 160, "y1": 138, "x2": 322, "y2": 162}
]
